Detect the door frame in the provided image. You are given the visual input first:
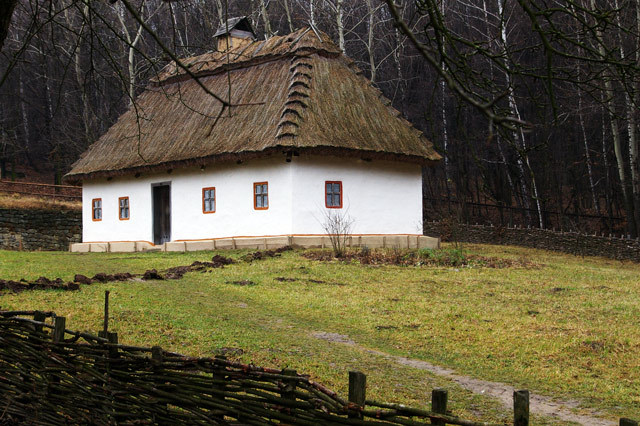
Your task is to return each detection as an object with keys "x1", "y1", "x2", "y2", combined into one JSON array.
[{"x1": 151, "y1": 181, "x2": 172, "y2": 245}]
